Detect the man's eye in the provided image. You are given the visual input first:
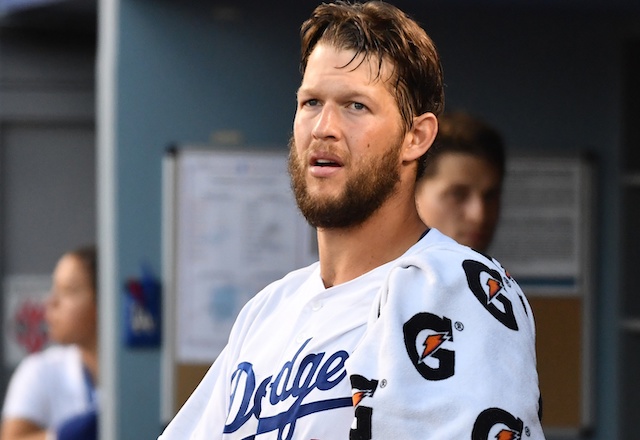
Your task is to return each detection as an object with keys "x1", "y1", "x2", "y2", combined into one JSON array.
[
  {"x1": 484, "y1": 189, "x2": 501, "y2": 203},
  {"x1": 351, "y1": 102, "x2": 366, "y2": 110},
  {"x1": 449, "y1": 188, "x2": 469, "y2": 203},
  {"x1": 304, "y1": 99, "x2": 319, "y2": 107}
]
